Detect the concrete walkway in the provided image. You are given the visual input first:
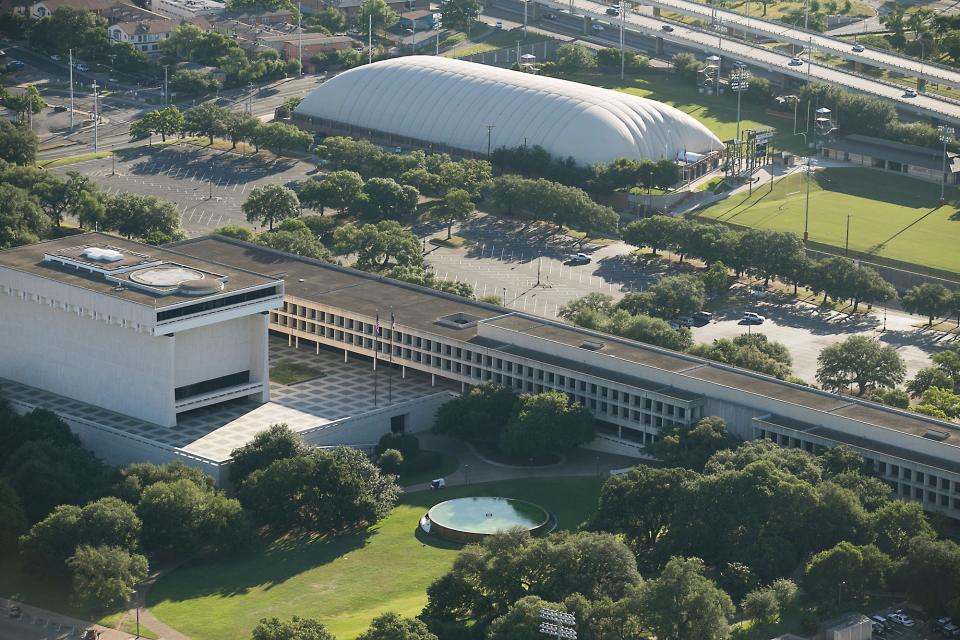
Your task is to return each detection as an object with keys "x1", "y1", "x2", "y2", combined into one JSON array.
[{"x1": 405, "y1": 434, "x2": 641, "y2": 492}]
